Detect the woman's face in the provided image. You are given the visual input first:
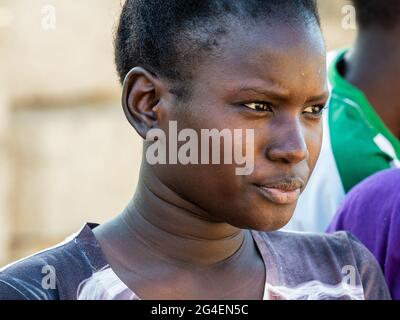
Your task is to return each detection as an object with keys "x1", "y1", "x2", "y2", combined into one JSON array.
[{"x1": 153, "y1": 21, "x2": 328, "y2": 231}]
